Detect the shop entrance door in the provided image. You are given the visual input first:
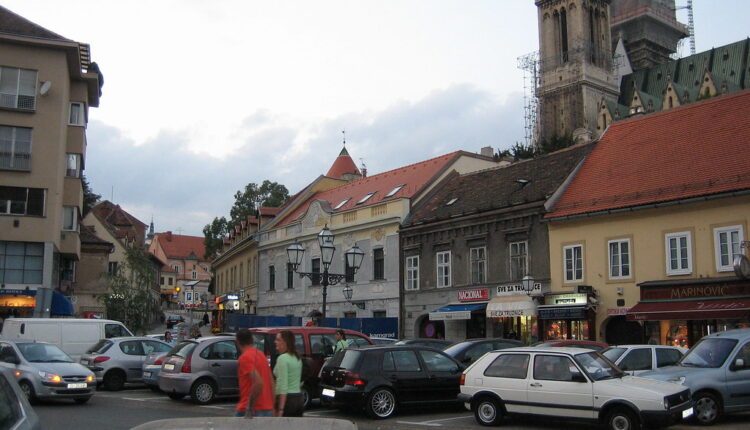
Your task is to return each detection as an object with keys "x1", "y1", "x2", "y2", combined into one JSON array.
[{"x1": 466, "y1": 311, "x2": 486, "y2": 339}]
